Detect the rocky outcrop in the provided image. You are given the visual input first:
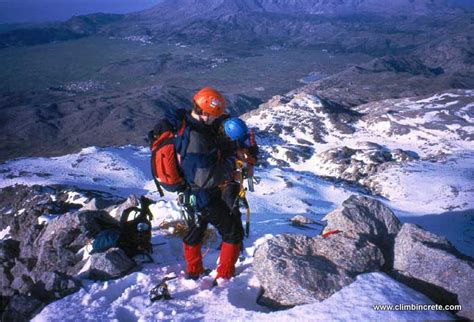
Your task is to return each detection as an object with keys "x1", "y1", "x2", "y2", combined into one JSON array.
[
  {"x1": 314, "y1": 145, "x2": 418, "y2": 185},
  {"x1": 0, "y1": 185, "x2": 130, "y2": 321},
  {"x1": 393, "y1": 224, "x2": 474, "y2": 320},
  {"x1": 88, "y1": 248, "x2": 136, "y2": 280},
  {"x1": 289, "y1": 215, "x2": 318, "y2": 225},
  {"x1": 323, "y1": 195, "x2": 402, "y2": 267},
  {"x1": 255, "y1": 195, "x2": 399, "y2": 308},
  {"x1": 254, "y1": 195, "x2": 472, "y2": 319},
  {"x1": 254, "y1": 232, "x2": 384, "y2": 308}
]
